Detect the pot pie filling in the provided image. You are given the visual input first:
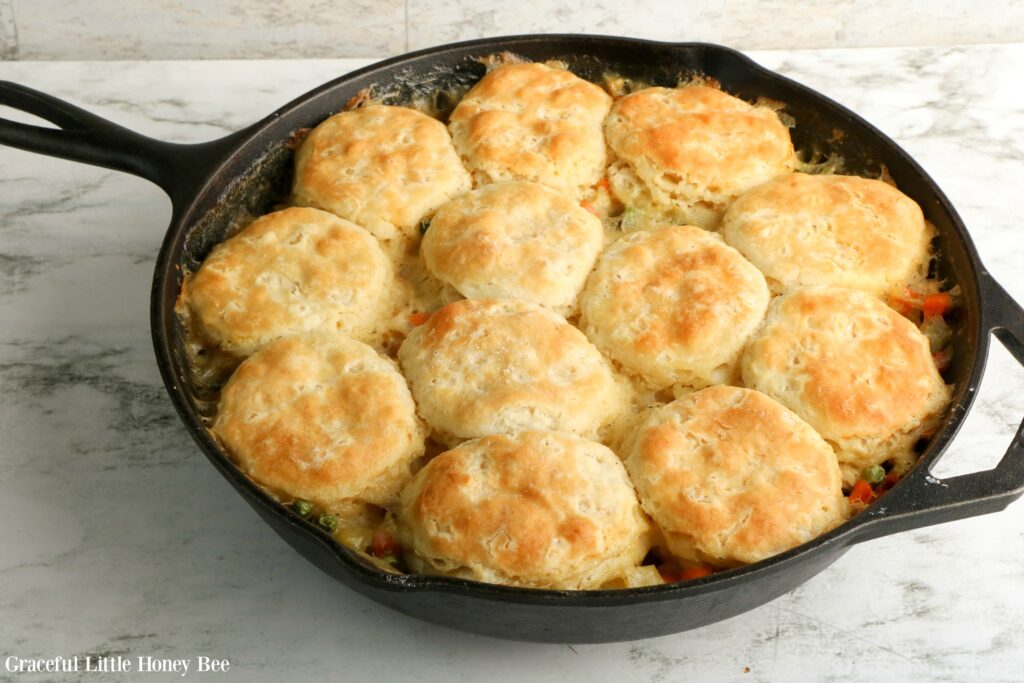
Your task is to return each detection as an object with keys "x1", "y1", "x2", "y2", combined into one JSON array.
[{"x1": 177, "y1": 58, "x2": 956, "y2": 589}]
